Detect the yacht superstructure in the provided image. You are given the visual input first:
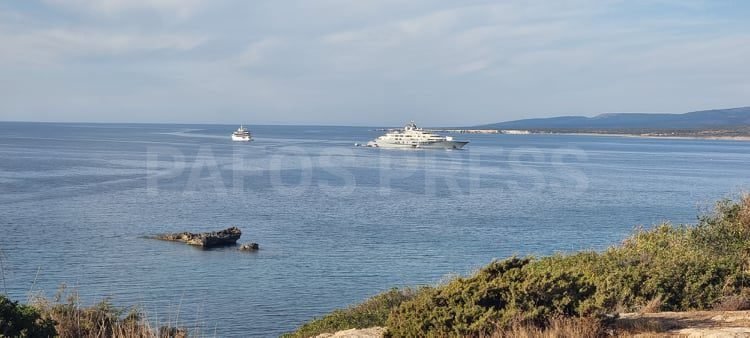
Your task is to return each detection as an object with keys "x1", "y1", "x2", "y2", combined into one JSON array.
[
  {"x1": 231, "y1": 125, "x2": 252, "y2": 142},
  {"x1": 366, "y1": 121, "x2": 468, "y2": 149}
]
